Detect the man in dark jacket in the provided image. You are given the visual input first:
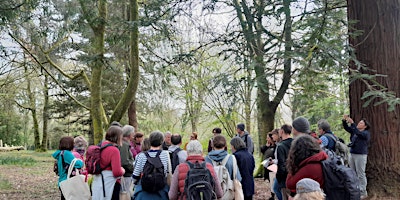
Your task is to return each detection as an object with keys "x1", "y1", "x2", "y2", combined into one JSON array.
[
  {"x1": 231, "y1": 137, "x2": 255, "y2": 200},
  {"x1": 343, "y1": 115, "x2": 371, "y2": 199},
  {"x1": 274, "y1": 124, "x2": 293, "y2": 200}
]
